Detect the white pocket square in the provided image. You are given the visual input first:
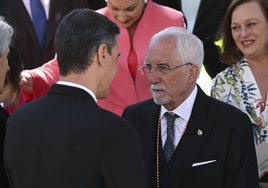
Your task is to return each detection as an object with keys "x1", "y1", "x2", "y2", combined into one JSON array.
[{"x1": 192, "y1": 160, "x2": 217, "y2": 167}]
